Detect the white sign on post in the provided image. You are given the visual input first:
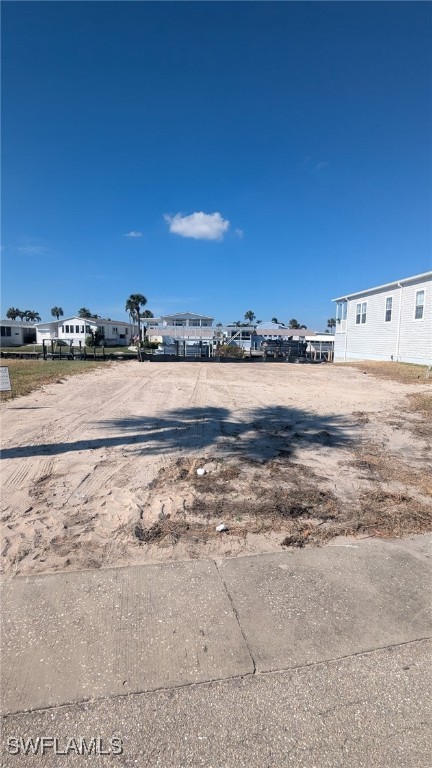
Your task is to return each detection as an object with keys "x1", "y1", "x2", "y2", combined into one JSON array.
[{"x1": 0, "y1": 367, "x2": 12, "y2": 392}]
